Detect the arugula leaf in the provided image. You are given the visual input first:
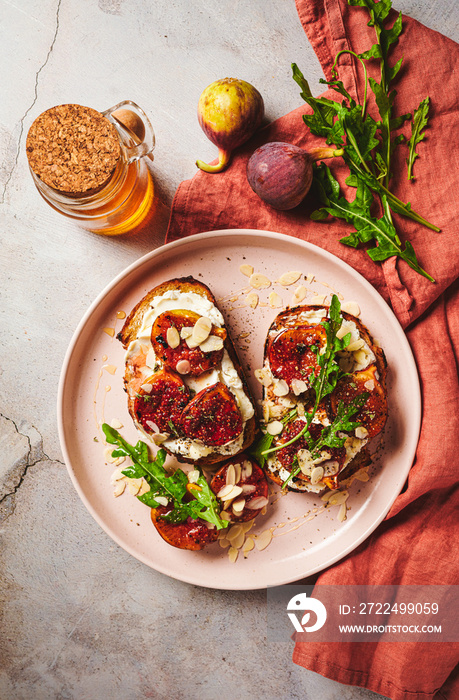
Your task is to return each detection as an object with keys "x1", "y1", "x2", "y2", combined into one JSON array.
[
  {"x1": 102, "y1": 424, "x2": 228, "y2": 530},
  {"x1": 313, "y1": 164, "x2": 435, "y2": 282},
  {"x1": 406, "y1": 97, "x2": 430, "y2": 180},
  {"x1": 250, "y1": 408, "x2": 297, "y2": 469},
  {"x1": 291, "y1": 0, "x2": 440, "y2": 282},
  {"x1": 311, "y1": 394, "x2": 369, "y2": 454}
]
